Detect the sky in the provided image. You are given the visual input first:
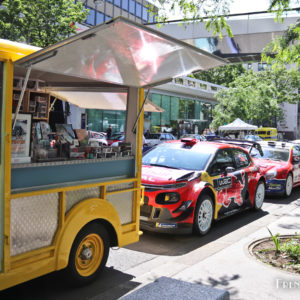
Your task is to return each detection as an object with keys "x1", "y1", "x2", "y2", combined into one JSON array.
[
  {"x1": 229, "y1": 0, "x2": 271, "y2": 14},
  {"x1": 151, "y1": 0, "x2": 299, "y2": 19}
]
